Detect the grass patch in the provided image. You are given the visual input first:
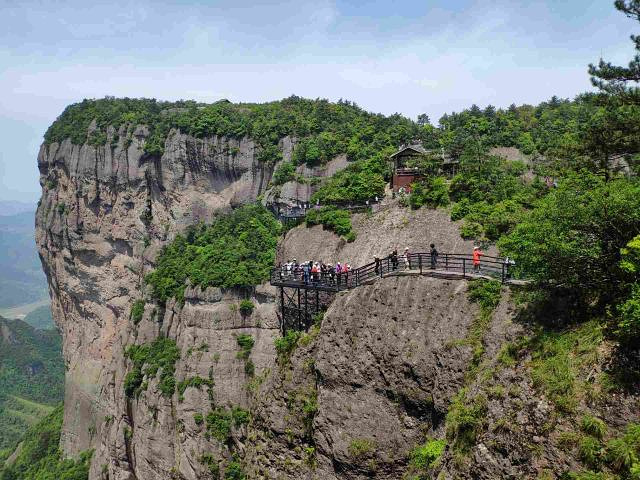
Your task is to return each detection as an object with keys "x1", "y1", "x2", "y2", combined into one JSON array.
[
  {"x1": 445, "y1": 389, "x2": 487, "y2": 454},
  {"x1": 528, "y1": 320, "x2": 603, "y2": 414},
  {"x1": 581, "y1": 415, "x2": 607, "y2": 440},
  {"x1": 348, "y1": 438, "x2": 376, "y2": 458}
]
